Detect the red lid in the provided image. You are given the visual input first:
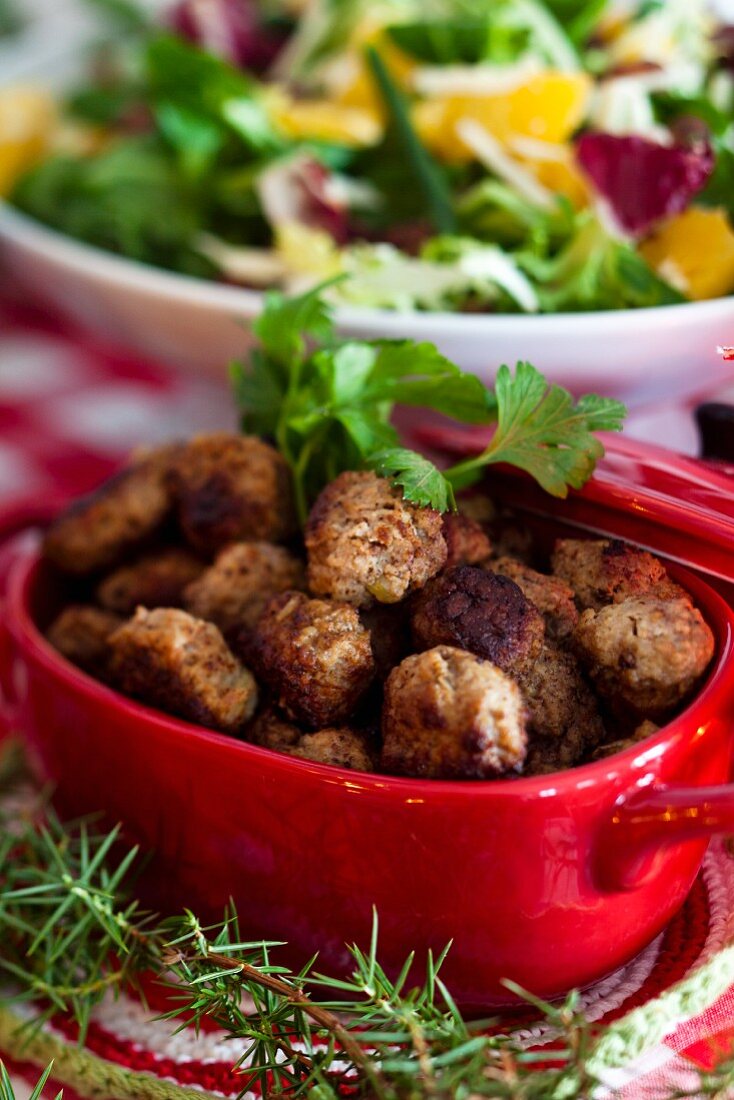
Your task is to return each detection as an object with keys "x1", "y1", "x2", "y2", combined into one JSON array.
[{"x1": 412, "y1": 426, "x2": 734, "y2": 589}]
